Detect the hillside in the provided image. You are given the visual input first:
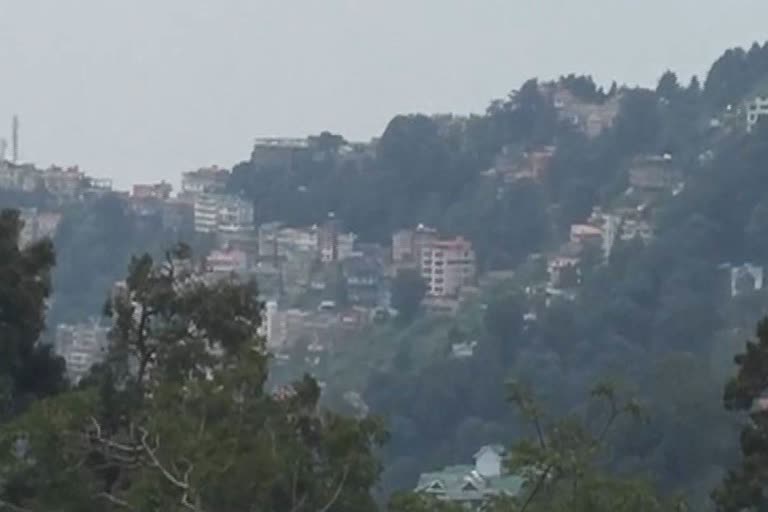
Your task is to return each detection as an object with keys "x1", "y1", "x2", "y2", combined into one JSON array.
[
  {"x1": 3, "y1": 40, "x2": 768, "y2": 510},
  {"x1": 231, "y1": 42, "x2": 768, "y2": 507}
]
